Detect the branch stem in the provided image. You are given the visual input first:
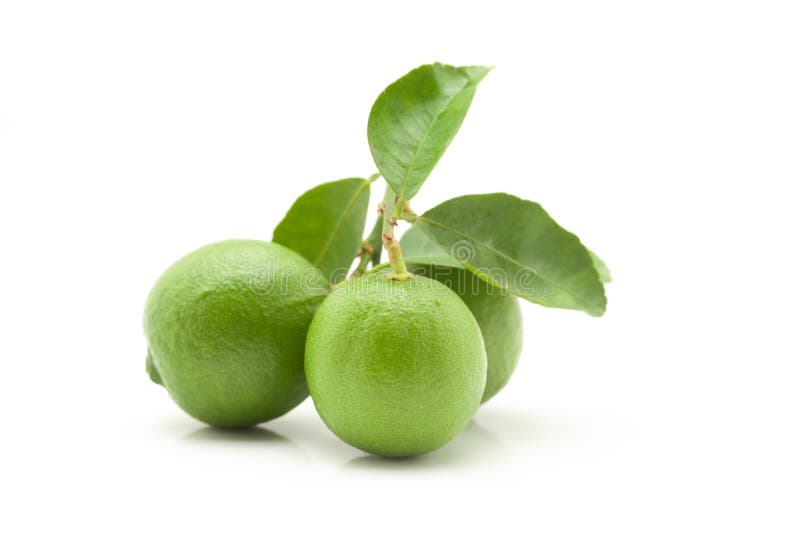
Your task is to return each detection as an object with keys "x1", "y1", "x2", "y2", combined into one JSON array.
[
  {"x1": 349, "y1": 241, "x2": 374, "y2": 279},
  {"x1": 345, "y1": 172, "x2": 383, "y2": 280}
]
